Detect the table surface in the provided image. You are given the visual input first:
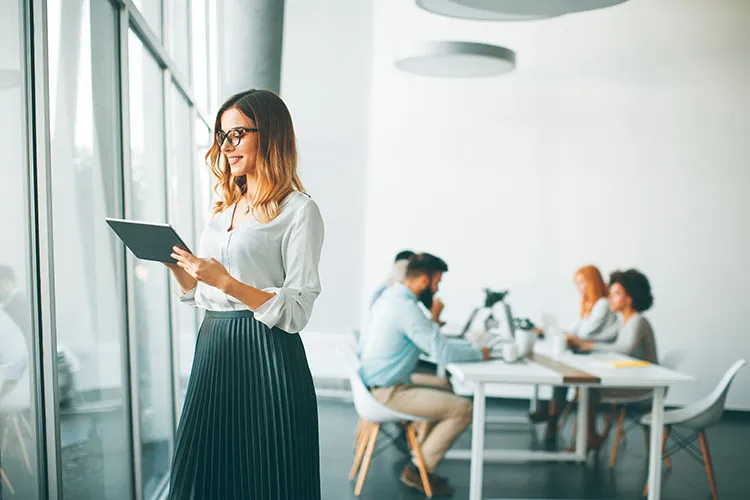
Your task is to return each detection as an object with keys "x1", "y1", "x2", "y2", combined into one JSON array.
[{"x1": 447, "y1": 341, "x2": 694, "y2": 387}]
